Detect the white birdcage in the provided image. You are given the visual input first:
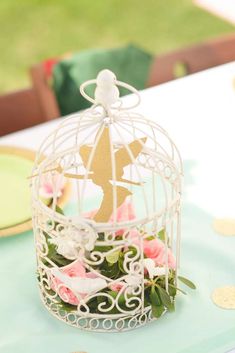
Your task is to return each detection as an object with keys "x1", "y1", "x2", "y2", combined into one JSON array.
[{"x1": 31, "y1": 69, "x2": 183, "y2": 332}]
